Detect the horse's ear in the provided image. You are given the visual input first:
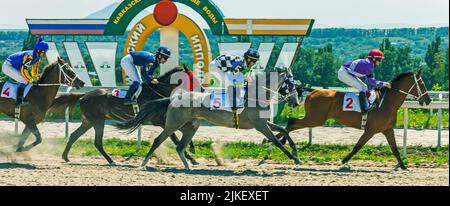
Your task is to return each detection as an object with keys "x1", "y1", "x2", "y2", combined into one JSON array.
[
  {"x1": 57, "y1": 56, "x2": 63, "y2": 64},
  {"x1": 416, "y1": 69, "x2": 423, "y2": 76}
]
